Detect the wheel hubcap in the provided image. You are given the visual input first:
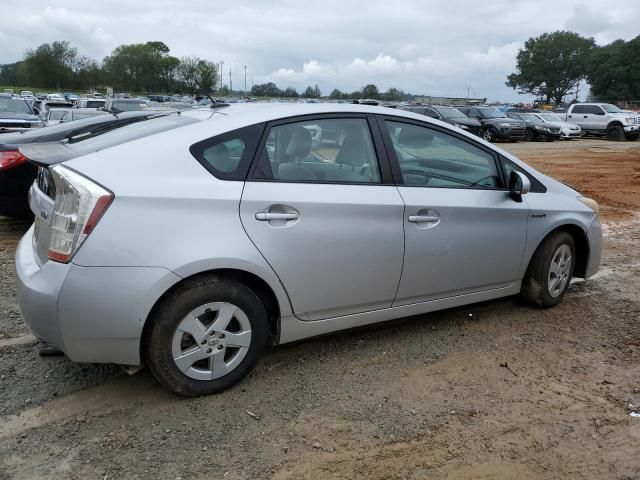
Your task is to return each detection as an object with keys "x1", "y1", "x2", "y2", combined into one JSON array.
[
  {"x1": 548, "y1": 245, "x2": 572, "y2": 298},
  {"x1": 171, "y1": 302, "x2": 252, "y2": 380}
]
